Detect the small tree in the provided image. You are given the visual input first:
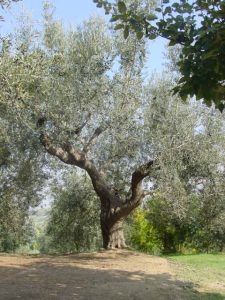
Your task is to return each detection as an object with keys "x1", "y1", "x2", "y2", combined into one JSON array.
[
  {"x1": 45, "y1": 174, "x2": 101, "y2": 253},
  {"x1": 0, "y1": 100, "x2": 44, "y2": 252}
]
